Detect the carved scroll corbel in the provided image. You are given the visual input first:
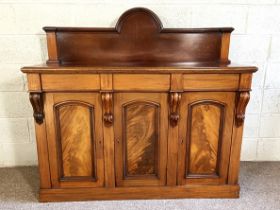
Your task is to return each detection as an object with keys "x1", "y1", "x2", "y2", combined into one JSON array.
[
  {"x1": 29, "y1": 92, "x2": 44, "y2": 124},
  {"x1": 236, "y1": 91, "x2": 250, "y2": 126},
  {"x1": 101, "y1": 92, "x2": 113, "y2": 125},
  {"x1": 169, "y1": 92, "x2": 182, "y2": 126}
]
